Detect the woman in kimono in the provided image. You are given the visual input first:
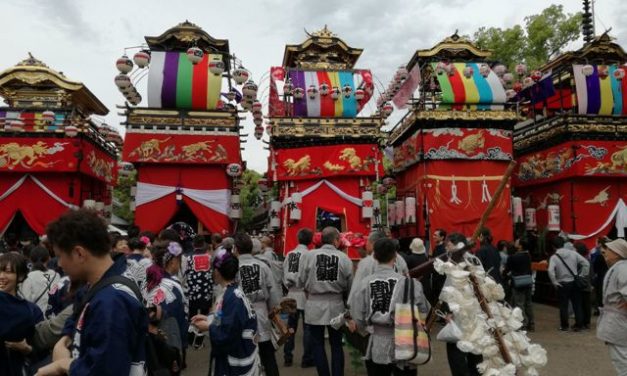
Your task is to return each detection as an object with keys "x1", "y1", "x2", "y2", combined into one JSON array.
[
  {"x1": 146, "y1": 241, "x2": 187, "y2": 366},
  {"x1": 597, "y1": 238, "x2": 627, "y2": 375},
  {"x1": 191, "y1": 248, "x2": 260, "y2": 376},
  {"x1": 349, "y1": 238, "x2": 430, "y2": 376}
]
